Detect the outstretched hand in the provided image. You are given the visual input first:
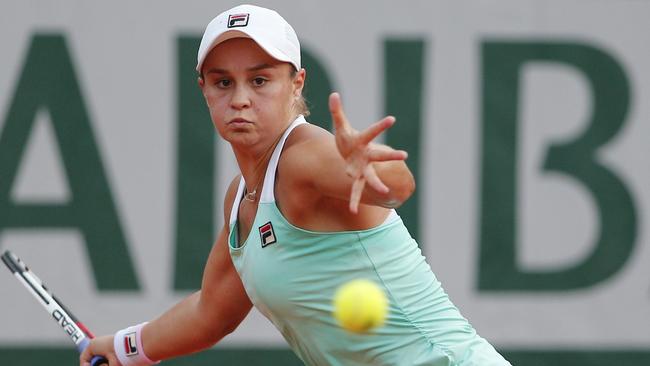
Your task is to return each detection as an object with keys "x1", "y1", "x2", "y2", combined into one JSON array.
[{"x1": 329, "y1": 92, "x2": 408, "y2": 214}]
